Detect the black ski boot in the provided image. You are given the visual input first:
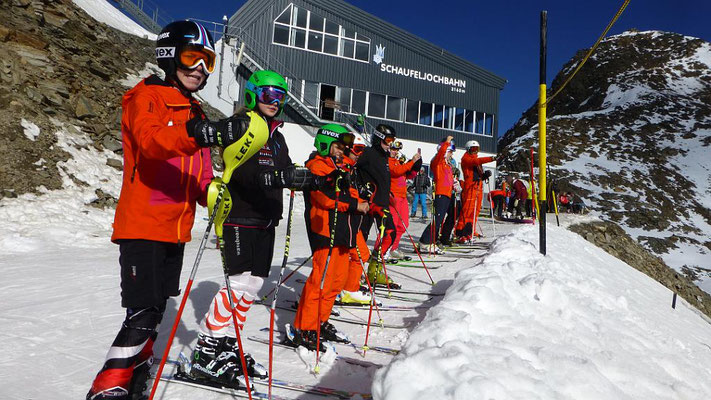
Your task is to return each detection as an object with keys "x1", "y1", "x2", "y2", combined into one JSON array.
[
  {"x1": 189, "y1": 334, "x2": 249, "y2": 390},
  {"x1": 284, "y1": 324, "x2": 326, "y2": 352},
  {"x1": 223, "y1": 337, "x2": 268, "y2": 379},
  {"x1": 127, "y1": 358, "x2": 152, "y2": 400},
  {"x1": 320, "y1": 321, "x2": 350, "y2": 343}
]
